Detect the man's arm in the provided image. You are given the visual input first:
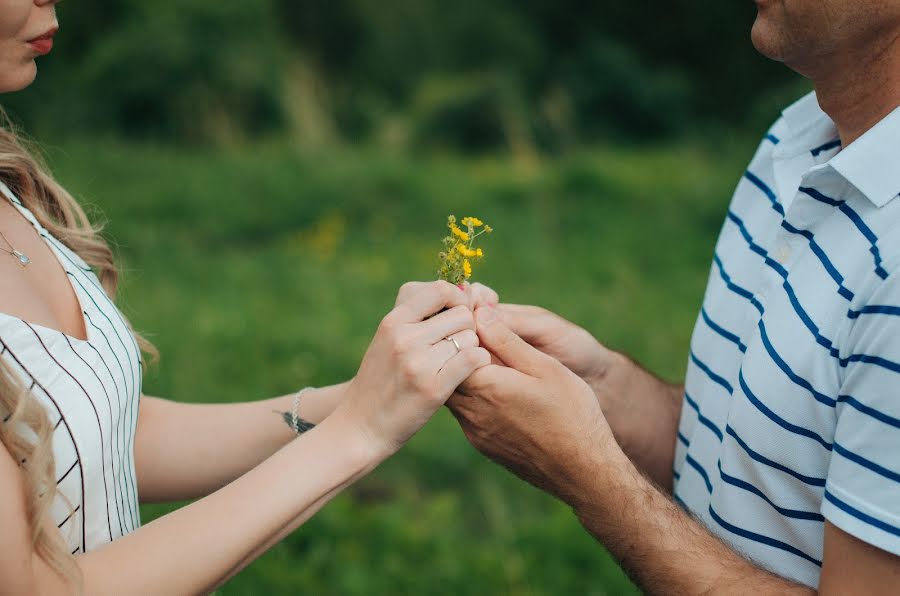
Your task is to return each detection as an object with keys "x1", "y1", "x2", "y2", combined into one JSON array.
[
  {"x1": 451, "y1": 306, "x2": 900, "y2": 595},
  {"x1": 135, "y1": 383, "x2": 349, "y2": 502},
  {"x1": 571, "y1": 441, "x2": 810, "y2": 594}
]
